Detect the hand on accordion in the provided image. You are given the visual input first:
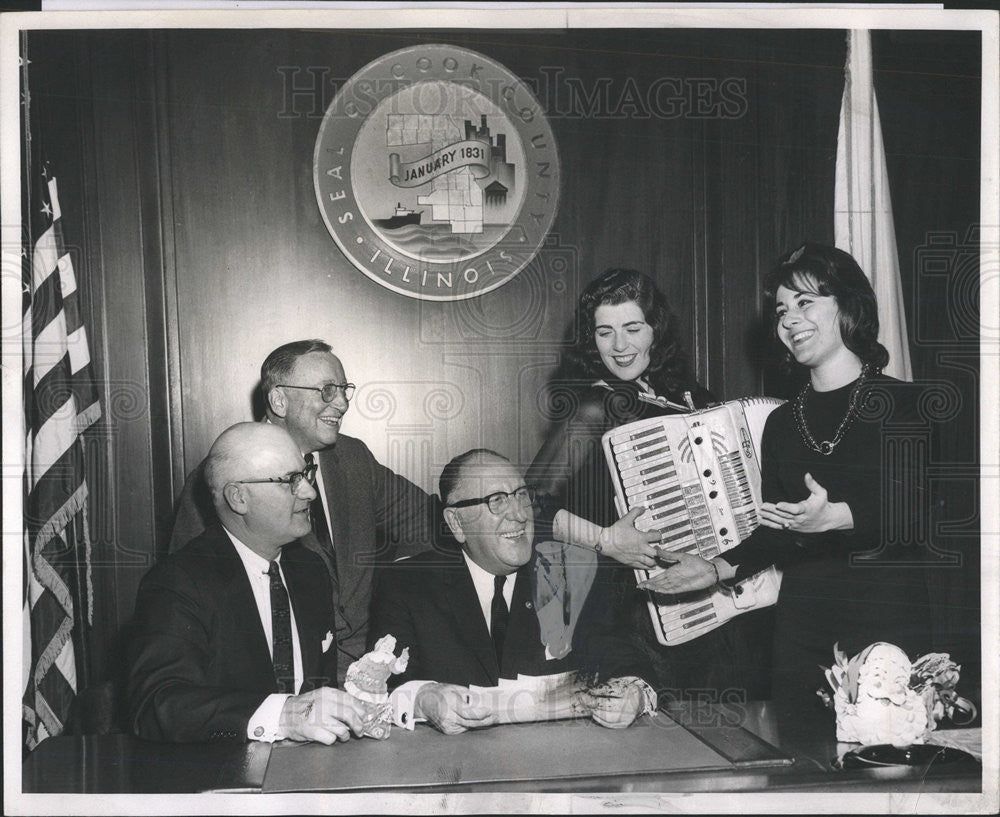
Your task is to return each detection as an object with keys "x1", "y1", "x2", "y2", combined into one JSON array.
[
  {"x1": 637, "y1": 552, "x2": 721, "y2": 594},
  {"x1": 599, "y1": 507, "x2": 661, "y2": 569}
]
